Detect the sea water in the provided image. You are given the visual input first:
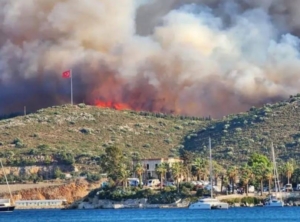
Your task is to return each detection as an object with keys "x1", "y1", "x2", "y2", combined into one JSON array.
[{"x1": 1, "y1": 207, "x2": 300, "y2": 222}]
